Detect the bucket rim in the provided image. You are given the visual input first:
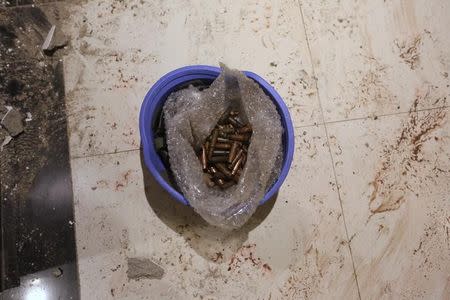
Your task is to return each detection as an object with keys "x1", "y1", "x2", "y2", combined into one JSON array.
[{"x1": 139, "y1": 65, "x2": 295, "y2": 206}]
